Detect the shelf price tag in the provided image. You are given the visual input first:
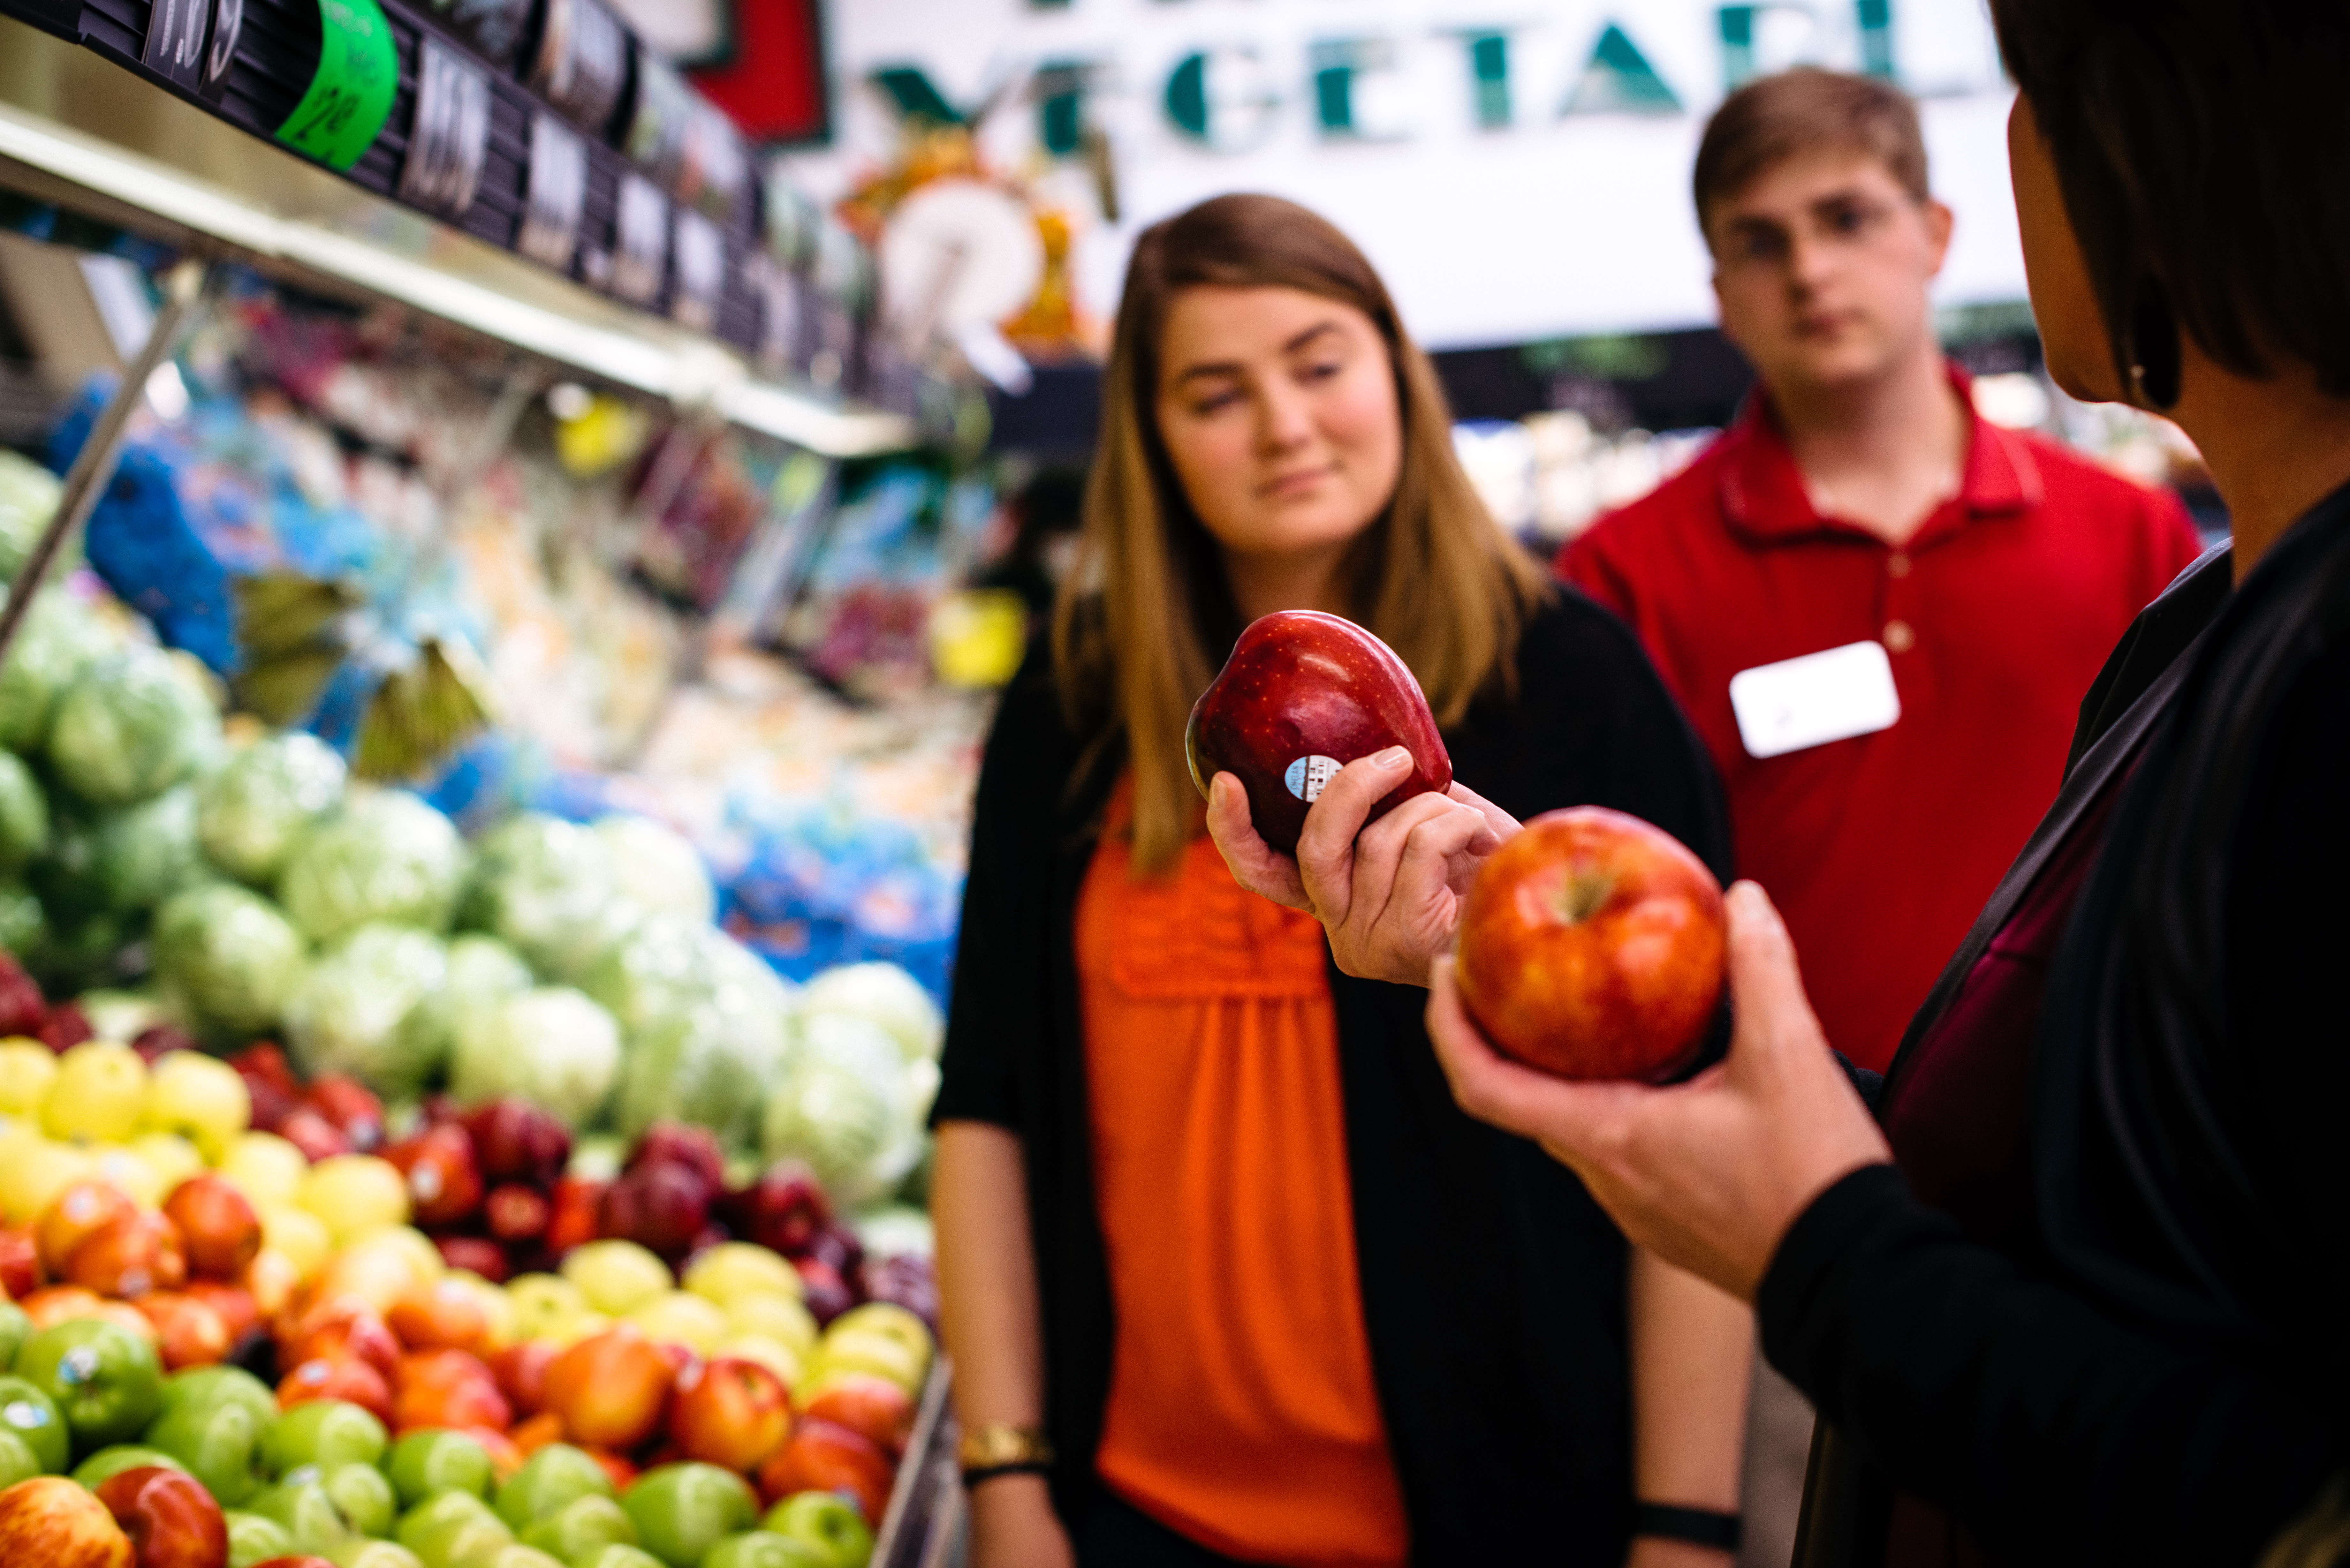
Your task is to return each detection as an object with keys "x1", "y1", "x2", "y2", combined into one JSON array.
[
  {"x1": 611, "y1": 174, "x2": 669, "y2": 305},
  {"x1": 753, "y1": 256, "x2": 802, "y2": 374},
  {"x1": 274, "y1": 0, "x2": 397, "y2": 172},
  {"x1": 518, "y1": 113, "x2": 588, "y2": 271},
  {"x1": 672, "y1": 208, "x2": 723, "y2": 331},
  {"x1": 399, "y1": 38, "x2": 491, "y2": 218},
  {"x1": 142, "y1": 0, "x2": 209, "y2": 87},
  {"x1": 529, "y1": 0, "x2": 627, "y2": 138},
  {"x1": 200, "y1": 0, "x2": 243, "y2": 99},
  {"x1": 430, "y1": 0, "x2": 531, "y2": 70}
]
